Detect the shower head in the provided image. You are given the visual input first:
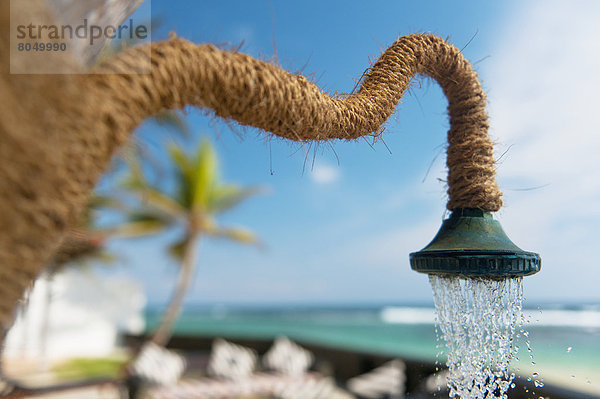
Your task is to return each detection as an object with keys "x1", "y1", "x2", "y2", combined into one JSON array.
[{"x1": 410, "y1": 208, "x2": 541, "y2": 278}]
